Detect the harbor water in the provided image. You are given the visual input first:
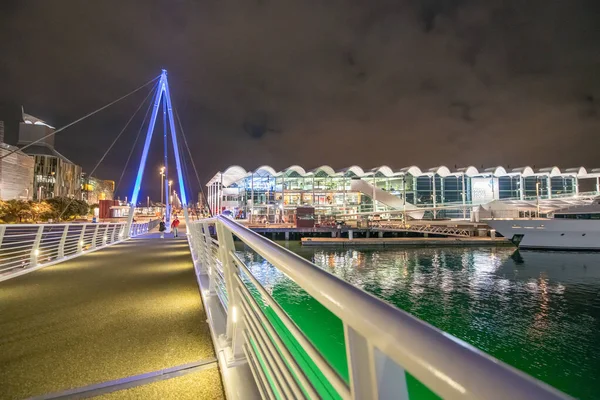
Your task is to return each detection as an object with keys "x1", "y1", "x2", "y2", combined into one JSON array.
[{"x1": 239, "y1": 243, "x2": 600, "y2": 399}]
